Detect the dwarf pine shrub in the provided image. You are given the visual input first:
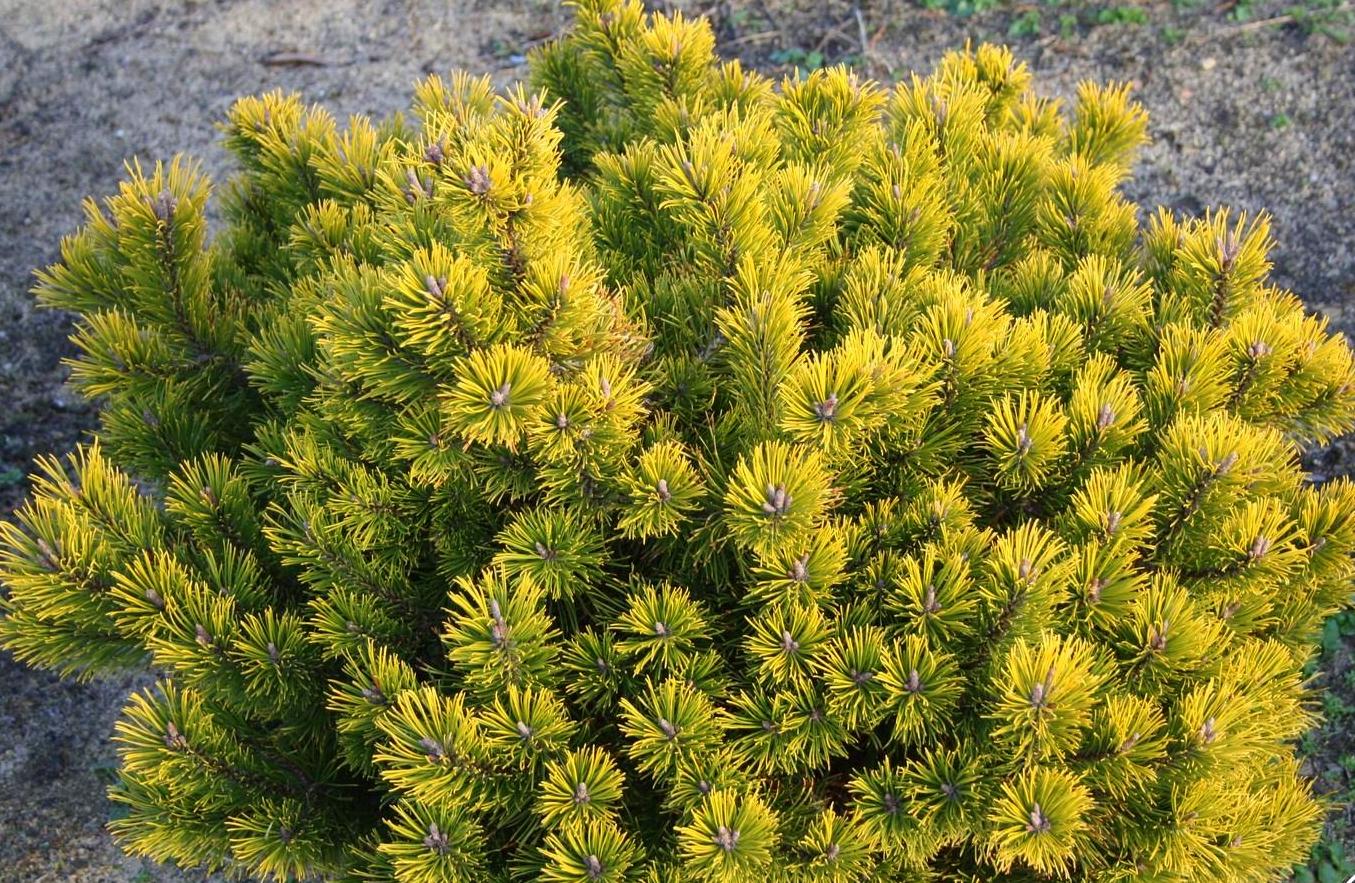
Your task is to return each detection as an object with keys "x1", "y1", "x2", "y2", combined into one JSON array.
[{"x1": 4, "y1": 2, "x2": 1355, "y2": 880}]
